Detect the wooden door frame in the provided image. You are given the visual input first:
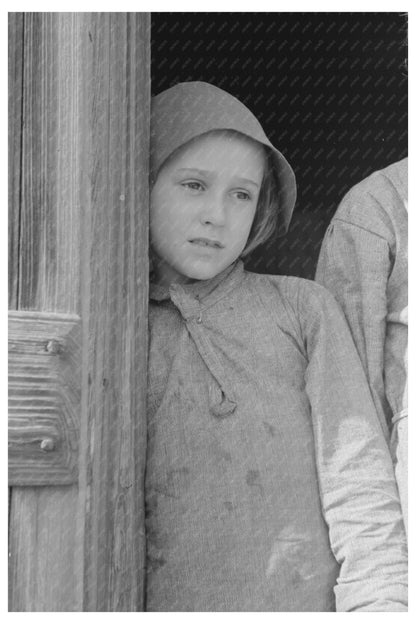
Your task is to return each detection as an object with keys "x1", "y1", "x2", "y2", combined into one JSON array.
[{"x1": 8, "y1": 13, "x2": 150, "y2": 611}]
